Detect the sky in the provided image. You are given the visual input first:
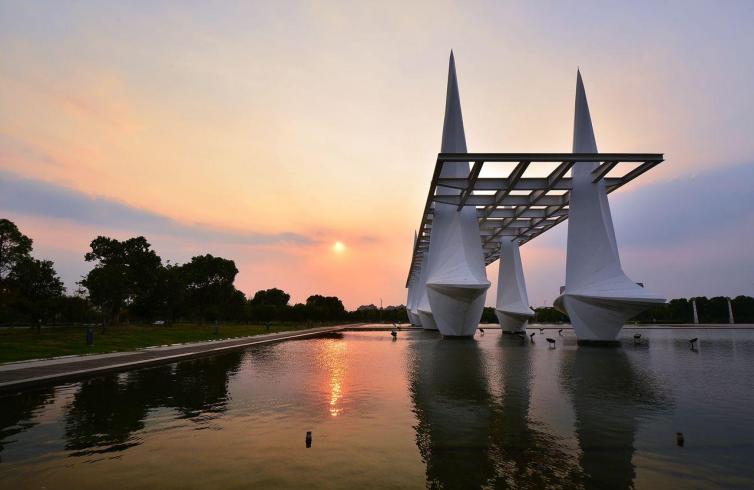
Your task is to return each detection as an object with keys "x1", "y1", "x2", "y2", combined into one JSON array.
[{"x1": 2, "y1": 0, "x2": 754, "y2": 309}]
